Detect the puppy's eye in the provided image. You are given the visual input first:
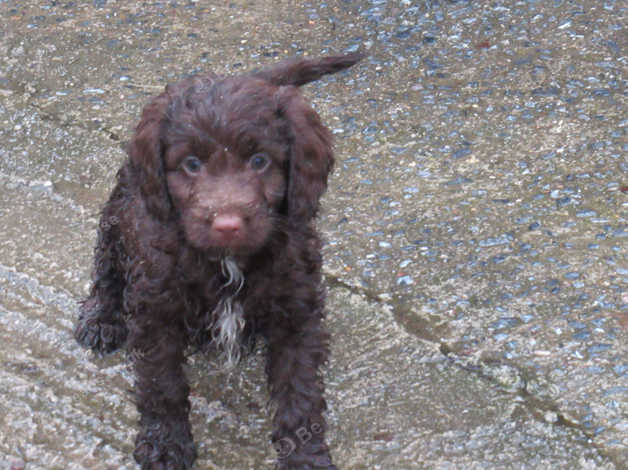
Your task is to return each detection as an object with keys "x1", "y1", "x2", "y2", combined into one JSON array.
[
  {"x1": 181, "y1": 156, "x2": 202, "y2": 174},
  {"x1": 249, "y1": 152, "x2": 271, "y2": 172}
]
